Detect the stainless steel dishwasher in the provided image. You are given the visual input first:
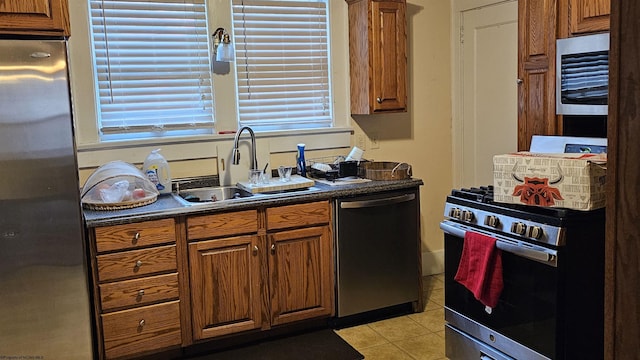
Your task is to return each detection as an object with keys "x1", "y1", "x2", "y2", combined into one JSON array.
[{"x1": 334, "y1": 187, "x2": 420, "y2": 318}]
